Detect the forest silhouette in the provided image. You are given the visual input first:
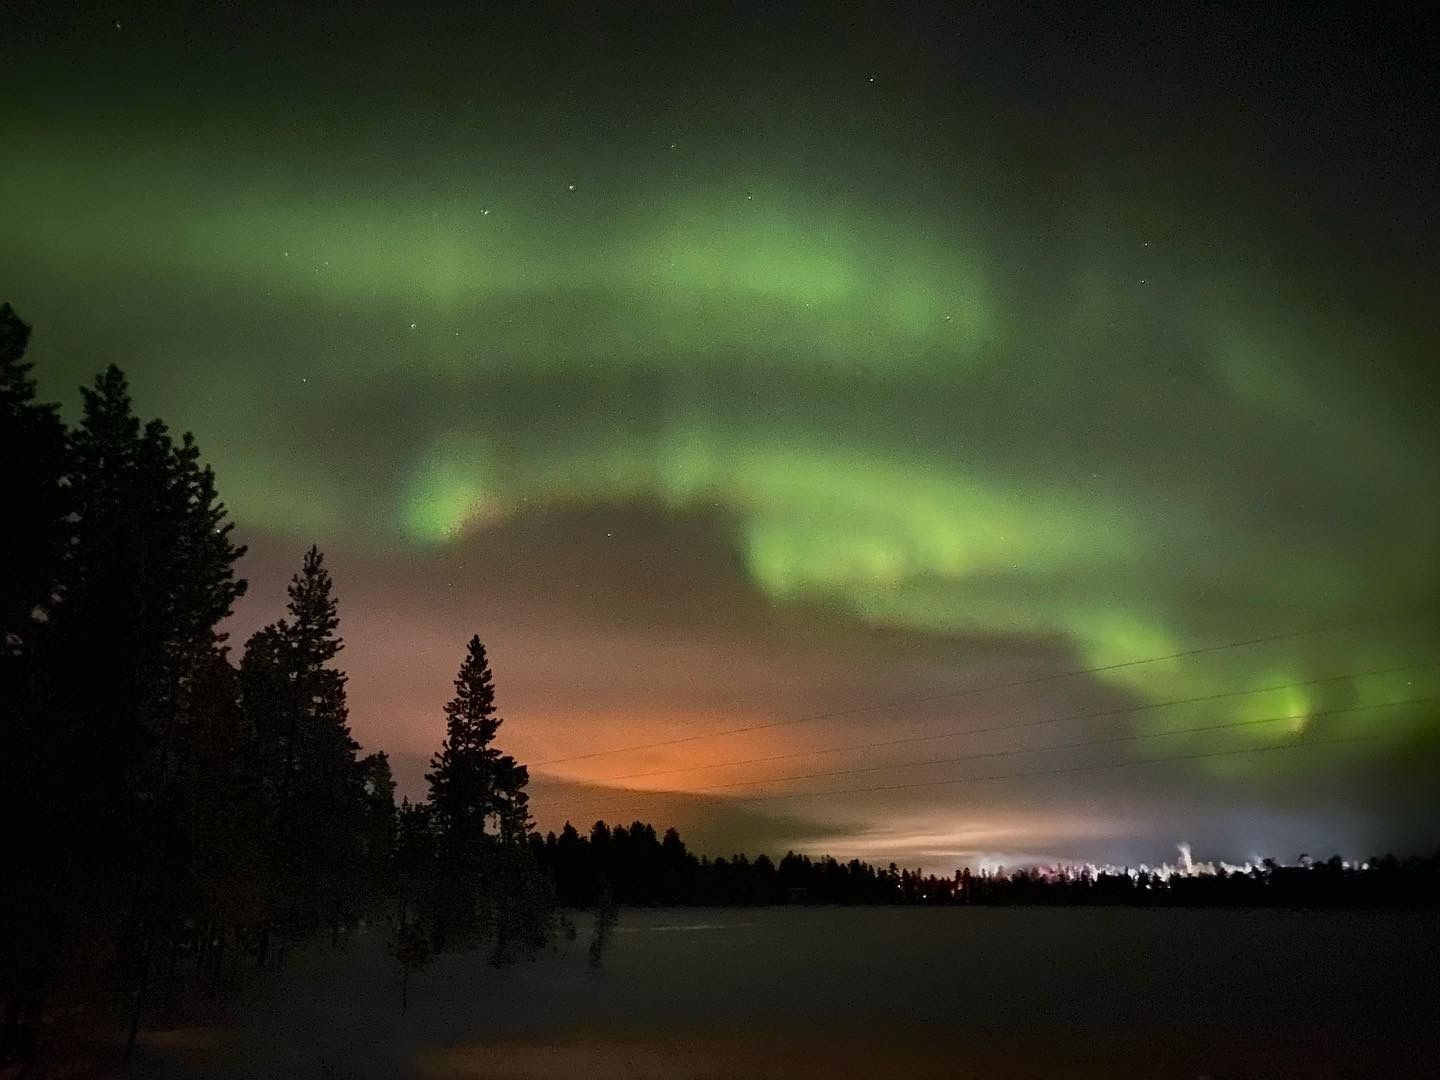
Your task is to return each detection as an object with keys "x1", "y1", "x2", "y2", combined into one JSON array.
[{"x1": 1, "y1": 303, "x2": 1436, "y2": 1070}]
